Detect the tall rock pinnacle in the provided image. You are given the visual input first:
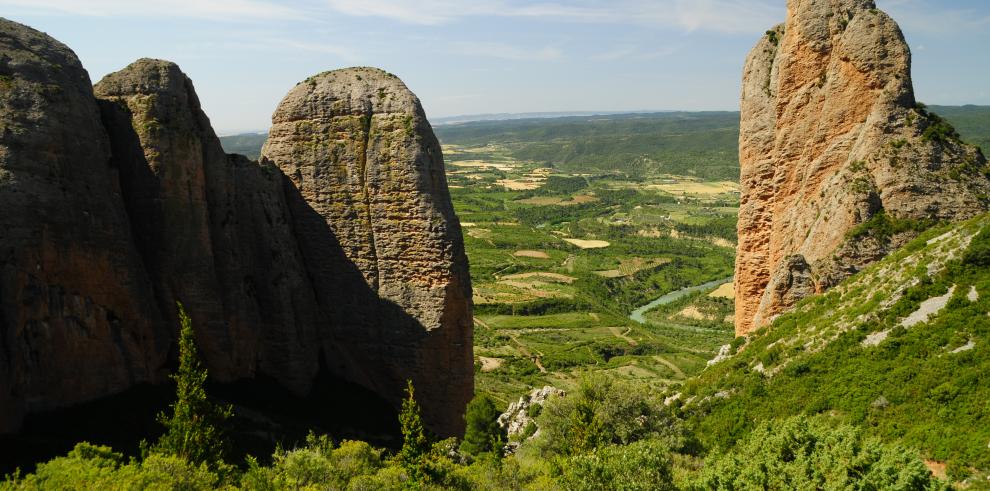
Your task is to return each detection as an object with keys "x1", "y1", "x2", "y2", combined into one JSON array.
[
  {"x1": 261, "y1": 67, "x2": 473, "y2": 437},
  {"x1": 735, "y1": 0, "x2": 990, "y2": 335}
]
